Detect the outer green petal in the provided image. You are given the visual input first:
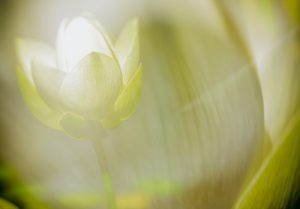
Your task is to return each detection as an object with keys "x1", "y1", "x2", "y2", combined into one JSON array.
[
  {"x1": 100, "y1": 112, "x2": 122, "y2": 129},
  {"x1": 101, "y1": 64, "x2": 142, "y2": 128},
  {"x1": 16, "y1": 67, "x2": 63, "y2": 130},
  {"x1": 115, "y1": 64, "x2": 142, "y2": 118},
  {"x1": 115, "y1": 18, "x2": 140, "y2": 84},
  {"x1": 59, "y1": 112, "x2": 108, "y2": 139},
  {"x1": 16, "y1": 38, "x2": 56, "y2": 83},
  {"x1": 0, "y1": 198, "x2": 18, "y2": 209},
  {"x1": 60, "y1": 52, "x2": 122, "y2": 120}
]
